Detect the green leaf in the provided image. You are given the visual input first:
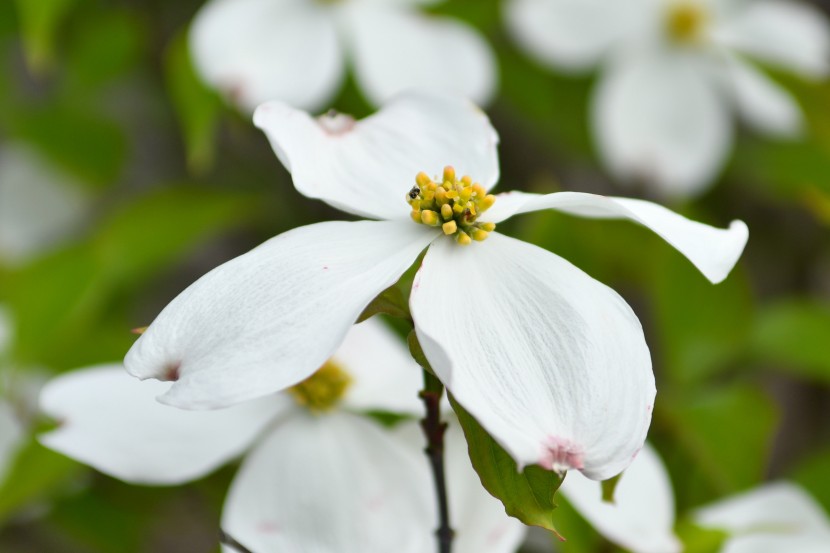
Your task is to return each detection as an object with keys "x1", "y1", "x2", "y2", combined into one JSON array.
[
  {"x1": 649, "y1": 236, "x2": 754, "y2": 385},
  {"x1": 792, "y1": 447, "x2": 830, "y2": 512},
  {"x1": 13, "y1": 0, "x2": 77, "y2": 72},
  {"x1": 450, "y1": 396, "x2": 564, "y2": 537},
  {"x1": 675, "y1": 521, "x2": 729, "y2": 553},
  {"x1": 358, "y1": 285, "x2": 410, "y2": 323},
  {"x1": 660, "y1": 384, "x2": 778, "y2": 504},
  {"x1": 0, "y1": 438, "x2": 83, "y2": 521},
  {"x1": 164, "y1": 31, "x2": 223, "y2": 175},
  {"x1": 750, "y1": 300, "x2": 830, "y2": 383}
]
